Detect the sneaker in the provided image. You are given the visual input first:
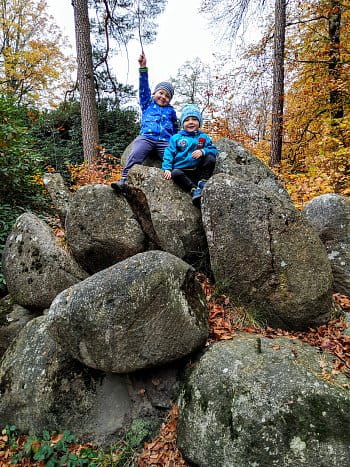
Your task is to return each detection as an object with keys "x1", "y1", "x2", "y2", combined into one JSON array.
[
  {"x1": 191, "y1": 186, "x2": 202, "y2": 207},
  {"x1": 197, "y1": 180, "x2": 206, "y2": 190},
  {"x1": 111, "y1": 177, "x2": 127, "y2": 191}
]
